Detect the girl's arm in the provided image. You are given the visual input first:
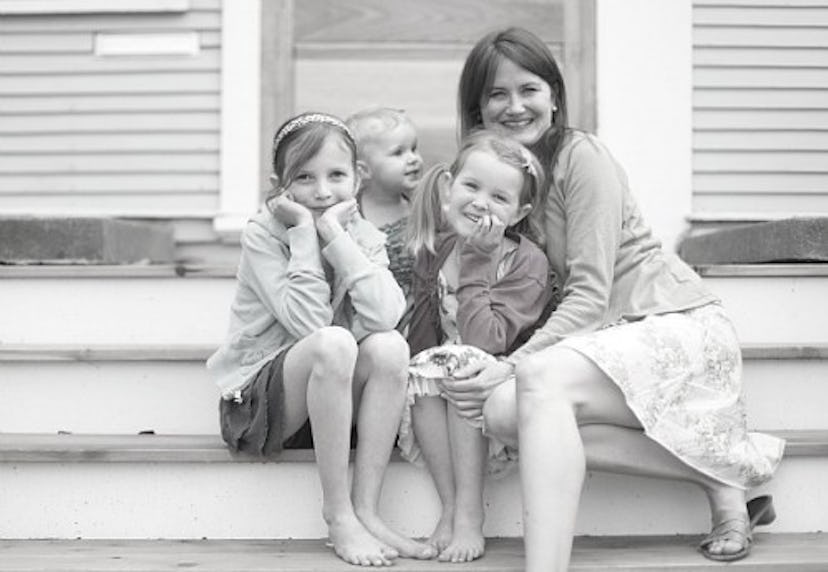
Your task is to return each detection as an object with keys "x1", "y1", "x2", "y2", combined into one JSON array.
[
  {"x1": 241, "y1": 219, "x2": 334, "y2": 338},
  {"x1": 508, "y1": 136, "x2": 623, "y2": 363},
  {"x1": 322, "y1": 220, "x2": 406, "y2": 338},
  {"x1": 456, "y1": 240, "x2": 550, "y2": 355}
]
